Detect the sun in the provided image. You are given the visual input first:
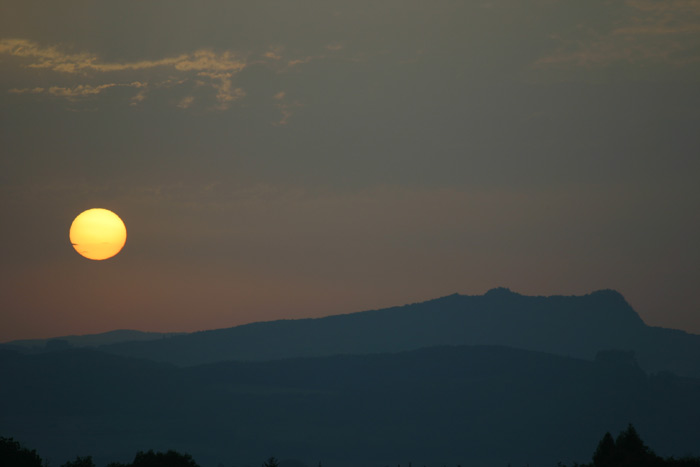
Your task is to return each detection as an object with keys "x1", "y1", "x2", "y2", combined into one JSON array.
[{"x1": 69, "y1": 208, "x2": 127, "y2": 260}]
